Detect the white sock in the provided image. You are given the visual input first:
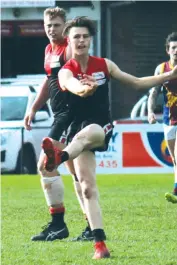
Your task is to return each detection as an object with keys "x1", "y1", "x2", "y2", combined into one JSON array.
[
  {"x1": 41, "y1": 176, "x2": 64, "y2": 206},
  {"x1": 175, "y1": 171, "x2": 177, "y2": 183}
]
